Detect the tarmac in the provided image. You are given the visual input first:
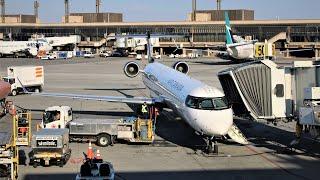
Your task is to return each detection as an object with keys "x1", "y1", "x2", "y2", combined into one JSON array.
[{"x1": 0, "y1": 57, "x2": 319, "y2": 180}]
